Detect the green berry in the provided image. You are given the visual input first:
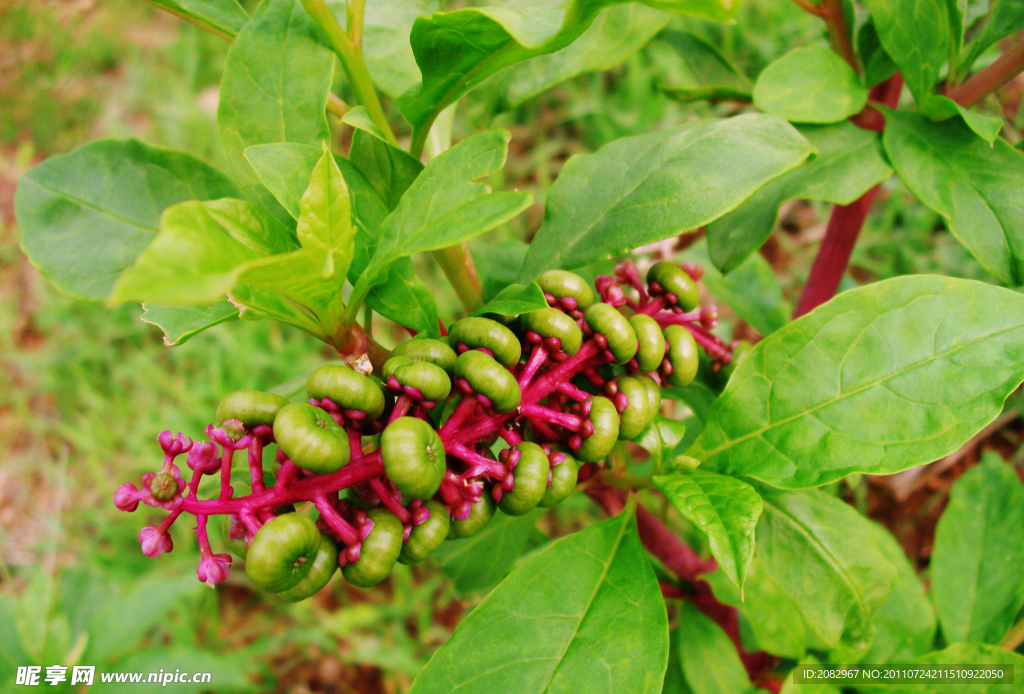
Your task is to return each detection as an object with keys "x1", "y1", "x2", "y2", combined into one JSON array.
[
  {"x1": 576, "y1": 396, "x2": 620, "y2": 463},
  {"x1": 380, "y1": 417, "x2": 446, "y2": 500},
  {"x1": 306, "y1": 364, "x2": 385, "y2": 420},
  {"x1": 245, "y1": 513, "x2": 321, "y2": 593},
  {"x1": 448, "y1": 492, "x2": 497, "y2": 539},
  {"x1": 518, "y1": 308, "x2": 583, "y2": 356},
  {"x1": 399, "y1": 500, "x2": 450, "y2": 564},
  {"x1": 539, "y1": 449, "x2": 579, "y2": 508},
  {"x1": 342, "y1": 509, "x2": 403, "y2": 588},
  {"x1": 449, "y1": 317, "x2": 522, "y2": 368},
  {"x1": 584, "y1": 304, "x2": 637, "y2": 365},
  {"x1": 277, "y1": 531, "x2": 339, "y2": 602},
  {"x1": 273, "y1": 403, "x2": 350, "y2": 474},
  {"x1": 216, "y1": 390, "x2": 289, "y2": 428},
  {"x1": 629, "y1": 314, "x2": 666, "y2": 373},
  {"x1": 647, "y1": 262, "x2": 699, "y2": 312},
  {"x1": 664, "y1": 325, "x2": 699, "y2": 388},
  {"x1": 391, "y1": 338, "x2": 457, "y2": 373},
  {"x1": 453, "y1": 350, "x2": 521, "y2": 414},
  {"x1": 536, "y1": 270, "x2": 594, "y2": 311},
  {"x1": 498, "y1": 442, "x2": 550, "y2": 516}
]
